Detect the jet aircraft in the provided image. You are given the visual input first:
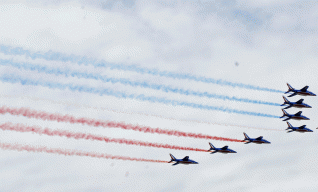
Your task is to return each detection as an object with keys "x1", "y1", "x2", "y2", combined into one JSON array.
[
  {"x1": 168, "y1": 154, "x2": 198, "y2": 166},
  {"x1": 285, "y1": 122, "x2": 313, "y2": 133},
  {"x1": 243, "y1": 132, "x2": 271, "y2": 144},
  {"x1": 208, "y1": 143, "x2": 237, "y2": 154},
  {"x1": 281, "y1": 96, "x2": 311, "y2": 109},
  {"x1": 285, "y1": 83, "x2": 316, "y2": 97},
  {"x1": 280, "y1": 109, "x2": 310, "y2": 121}
]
